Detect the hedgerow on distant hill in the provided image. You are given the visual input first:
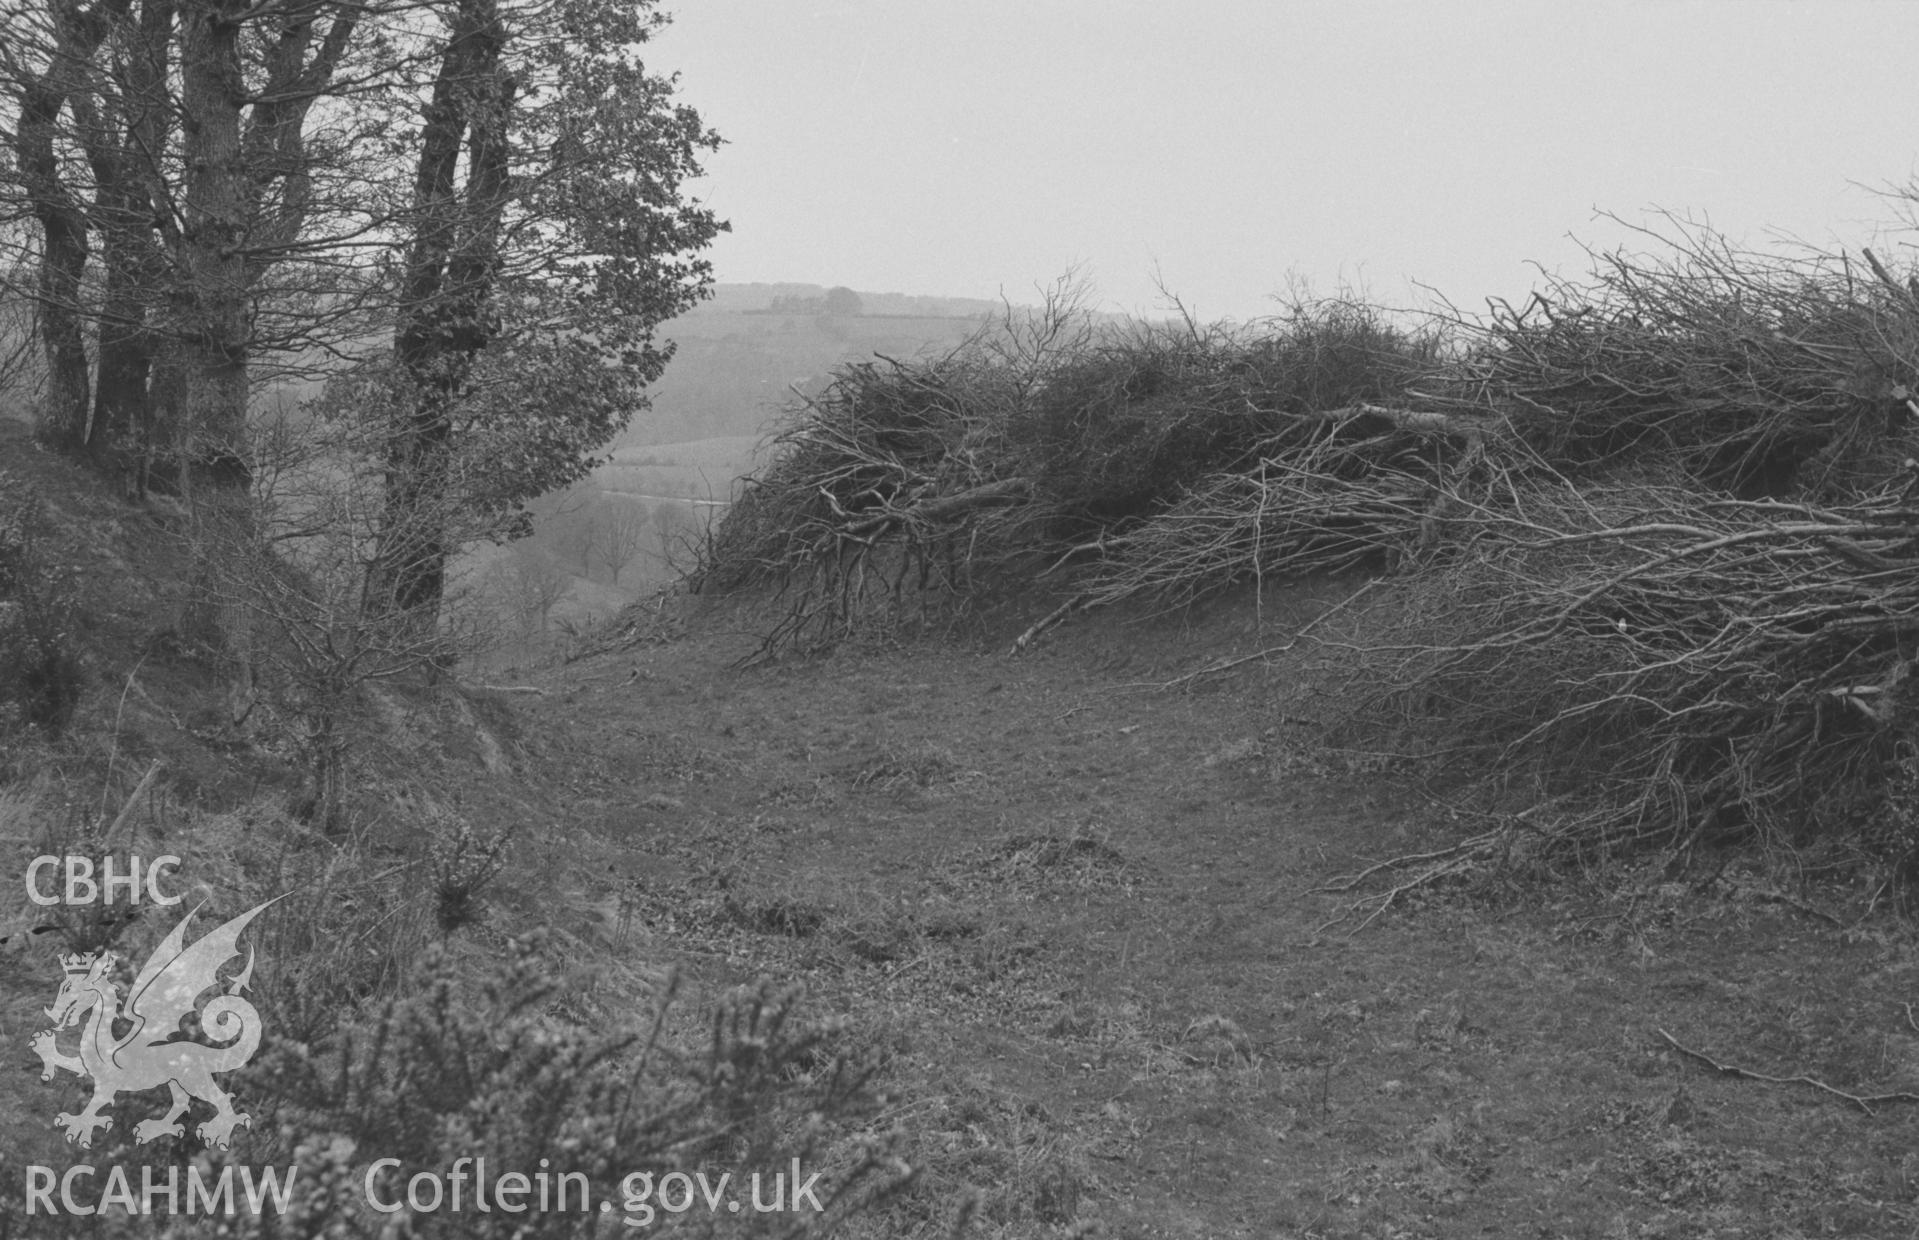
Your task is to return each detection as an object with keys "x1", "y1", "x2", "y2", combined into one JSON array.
[{"x1": 697, "y1": 223, "x2": 1919, "y2": 881}]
